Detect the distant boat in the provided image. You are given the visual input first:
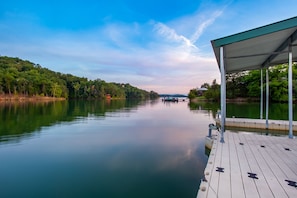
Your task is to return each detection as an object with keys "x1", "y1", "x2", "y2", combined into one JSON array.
[{"x1": 162, "y1": 97, "x2": 178, "y2": 102}]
